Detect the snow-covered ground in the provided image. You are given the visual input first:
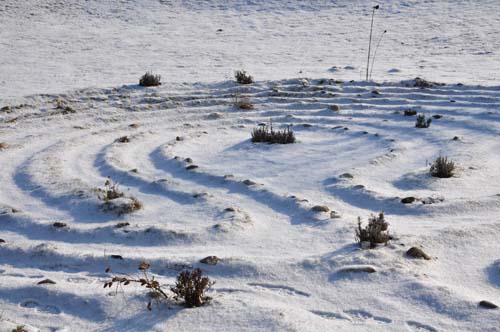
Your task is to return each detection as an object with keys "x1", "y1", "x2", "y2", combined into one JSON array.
[{"x1": 1, "y1": 1, "x2": 500, "y2": 331}]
